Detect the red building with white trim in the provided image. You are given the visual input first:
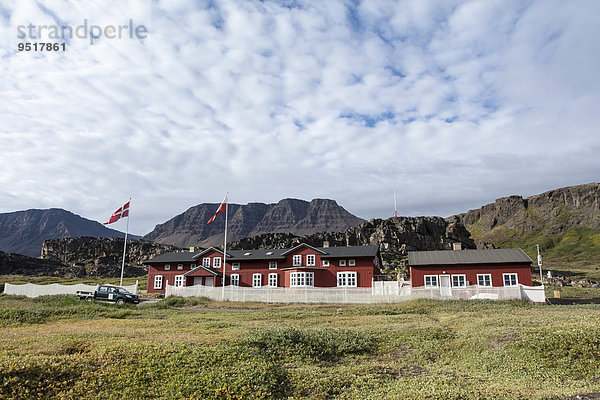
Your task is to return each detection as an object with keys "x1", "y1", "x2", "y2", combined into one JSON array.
[
  {"x1": 408, "y1": 248, "x2": 533, "y2": 289},
  {"x1": 144, "y1": 243, "x2": 382, "y2": 294}
]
